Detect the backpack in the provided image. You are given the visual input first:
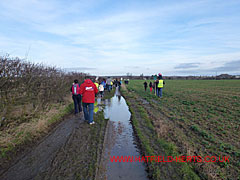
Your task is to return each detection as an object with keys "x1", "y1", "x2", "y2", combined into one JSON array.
[{"x1": 72, "y1": 84, "x2": 80, "y2": 95}]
